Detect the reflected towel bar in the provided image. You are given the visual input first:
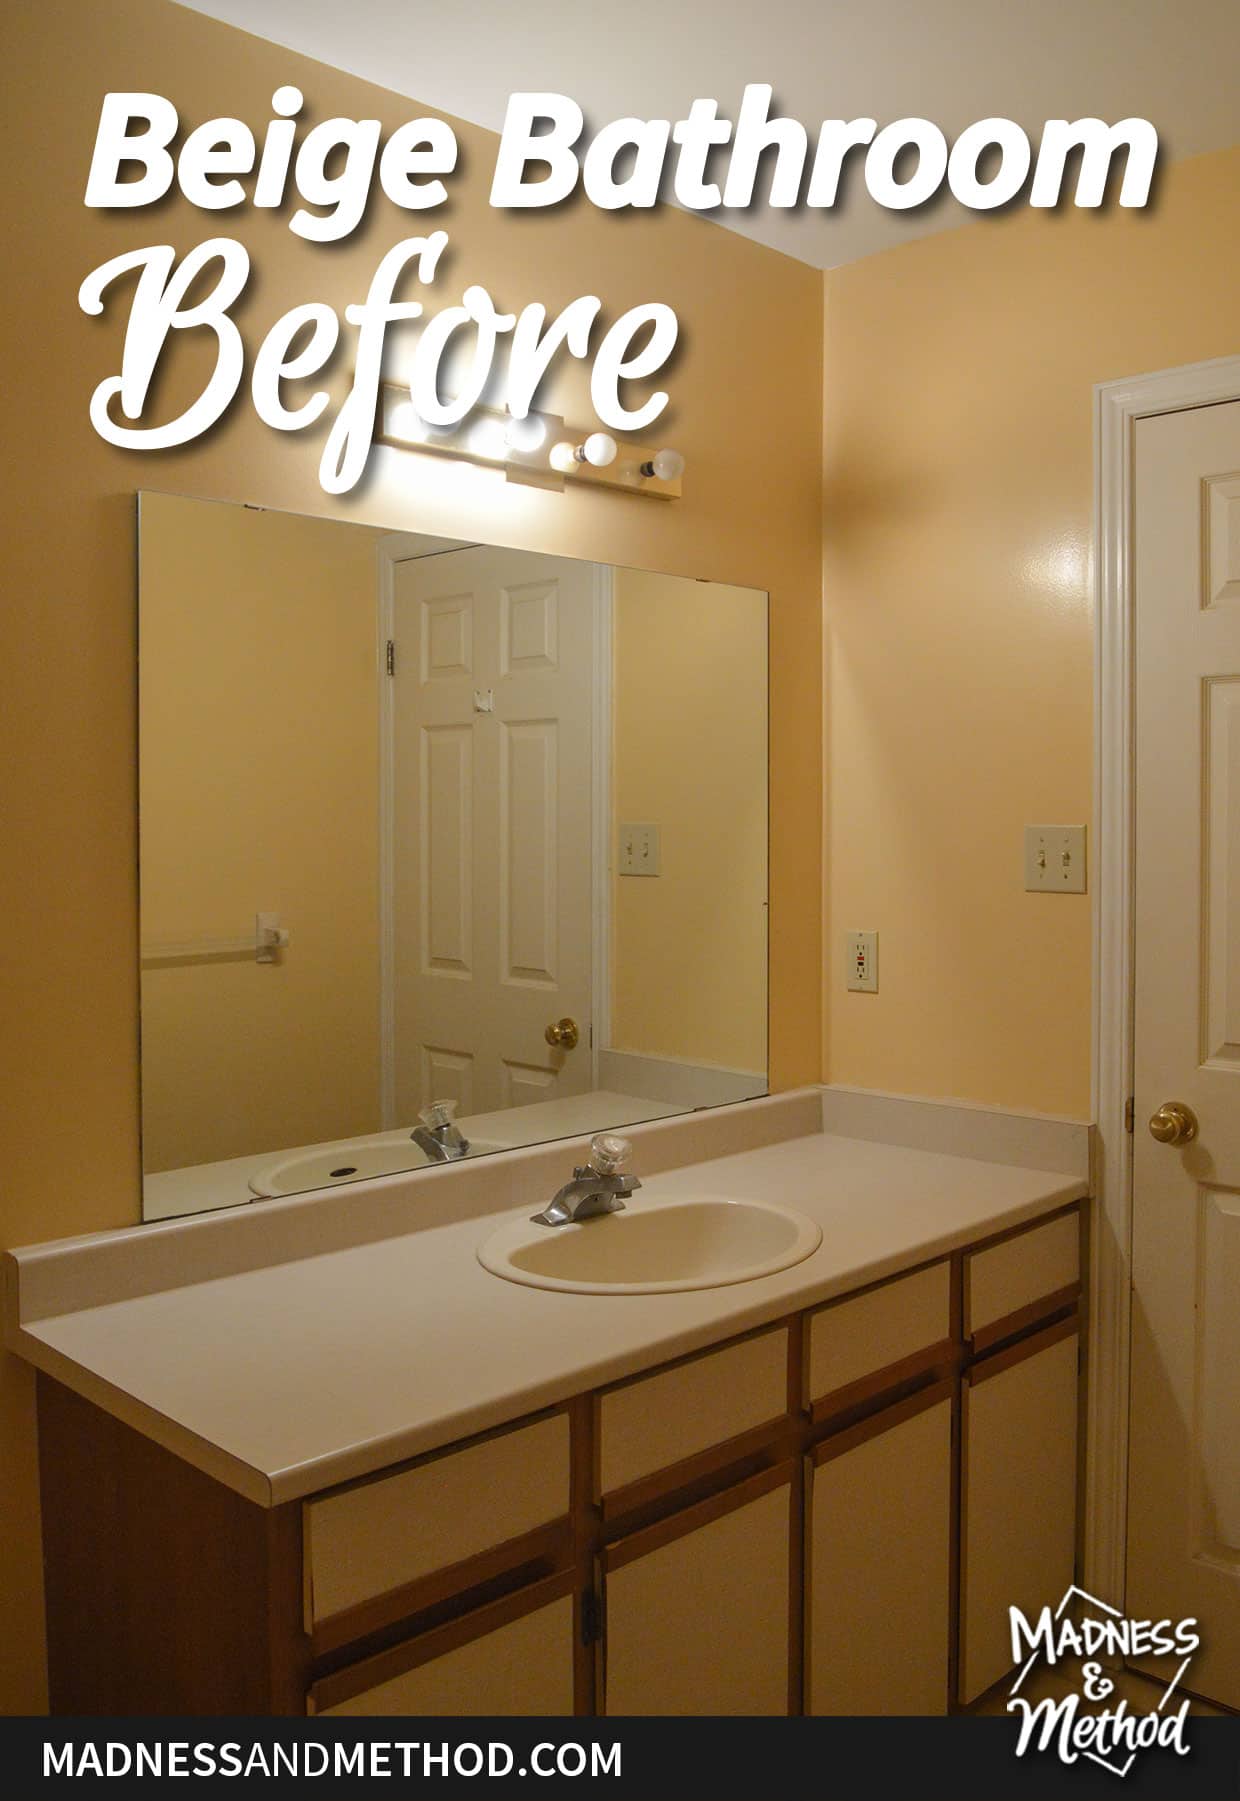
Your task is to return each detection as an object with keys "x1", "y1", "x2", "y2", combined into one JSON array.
[{"x1": 141, "y1": 914, "x2": 290, "y2": 969}]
